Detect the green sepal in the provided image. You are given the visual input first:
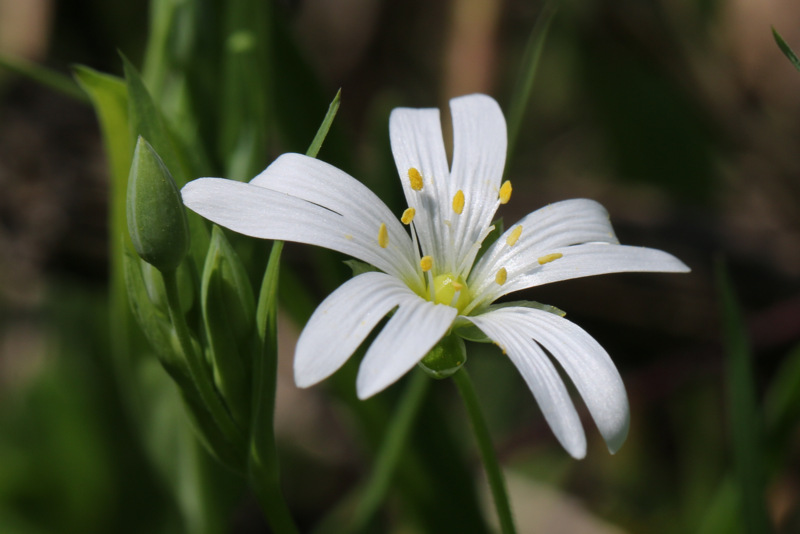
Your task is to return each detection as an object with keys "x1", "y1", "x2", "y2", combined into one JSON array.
[
  {"x1": 127, "y1": 137, "x2": 190, "y2": 272},
  {"x1": 455, "y1": 301, "x2": 565, "y2": 343},
  {"x1": 344, "y1": 259, "x2": 381, "y2": 277},
  {"x1": 418, "y1": 334, "x2": 467, "y2": 379},
  {"x1": 201, "y1": 226, "x2": 256, "y2": 429}
]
